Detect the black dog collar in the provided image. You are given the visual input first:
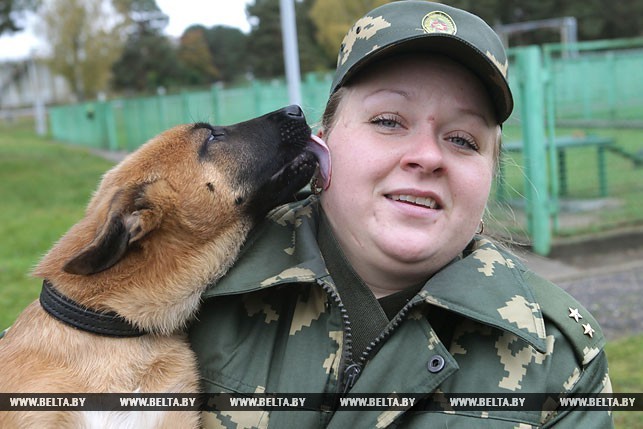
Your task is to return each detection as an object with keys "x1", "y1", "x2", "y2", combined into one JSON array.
[{"x1": 39, "y1": 280, "x2": 146, "y2": 337}]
